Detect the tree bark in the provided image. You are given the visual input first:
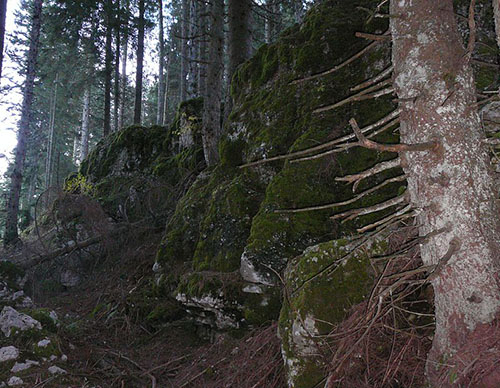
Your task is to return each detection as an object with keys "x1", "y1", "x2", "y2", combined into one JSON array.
[
  {"x1": 118, "y1": 0, "x2": 129, "y2": 130},
  {"x1": 226, "y1": 0, "x2": 252, "y2": 119},
  {"x1": 133, "y1": 0, "x2": 145, "y2": 124},
  {"x1": 0, "y1": 0, "x2": 7, "y2": 80},
  {"x1": 157, "y1": 0, "x2": 165, "y2": 125},
  {"x1": 113, "y1": 0, "x2": 120, "y2": 132},
  {"x1": 493, "y1": 0, "x2": 500, "y2": 48},
  {"x1": 80, "y1": 86, "x2": 91, "y2": 162},
  {"x1": 202, "y1": 0, "x2": 224, "y2": 166},
  {"x1": 188, "y1": 0, "x2": 197, "y2": 97},
  {"x1": 198, "y1": 0, "x2": 207, "y2": 97},
  {"x1": 265, "y1": 0, "x2": 281, "y2": 44},
  {"x1": 180, "y1": 0, "x2": 189, "y2": 101},
  {"x1": 103, "y1": 0, "x2": 113, "y2": 137},
  {"x1": 162, "y1": 52, "x2": 170, "y2": 126},
  {"x1": 45, "y1": 72, "x2": 58, "y2": 192},
  {"x1": 4, "y1": 0, "x2": 43, "y2": 246},
  {"x1": 390, "y1": 1, "x2": 500, "y2": 386}
]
